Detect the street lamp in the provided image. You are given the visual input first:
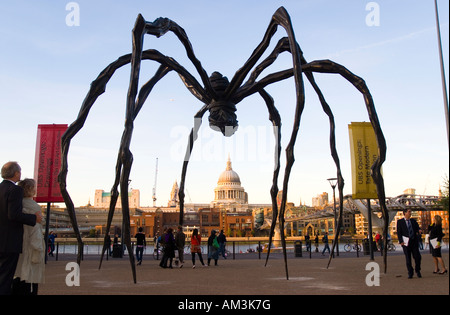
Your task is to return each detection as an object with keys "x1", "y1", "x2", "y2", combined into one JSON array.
[
  {"x1": 327, "y1": 178, "x2": 339, "y2": 256},
  {"x1": 327, "y1": 178, "x2": 338, "y2": 189}
]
